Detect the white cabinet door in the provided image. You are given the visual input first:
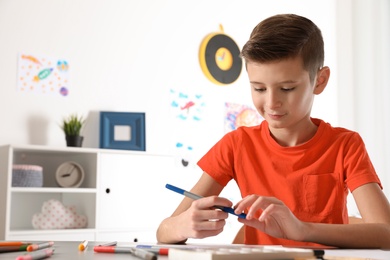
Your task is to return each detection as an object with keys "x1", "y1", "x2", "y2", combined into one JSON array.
[{"x1": 98, "y1": 153, "x2": 176, "y2": 230}]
